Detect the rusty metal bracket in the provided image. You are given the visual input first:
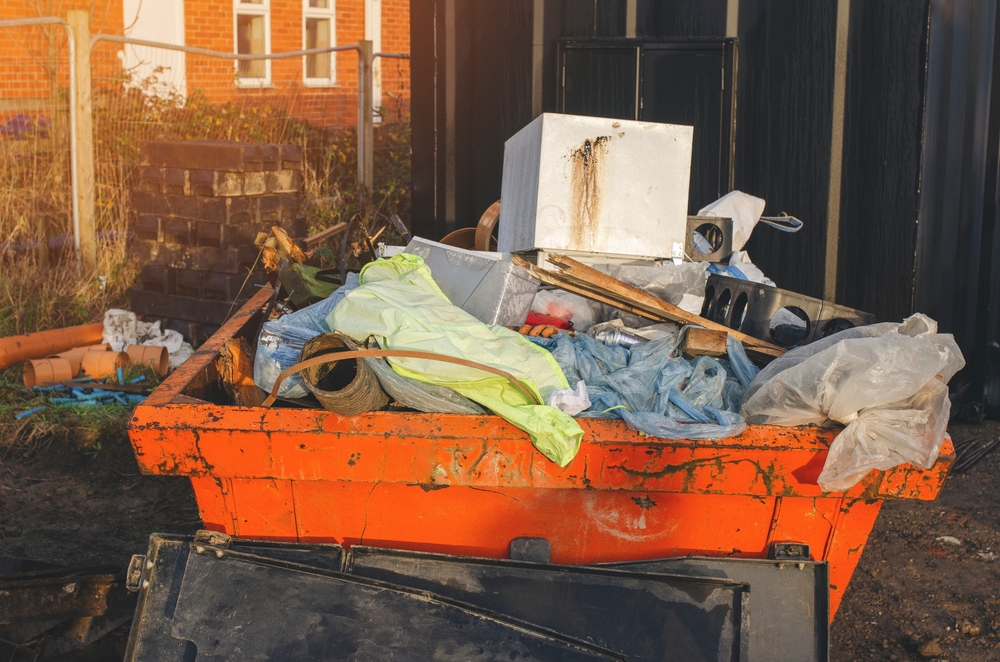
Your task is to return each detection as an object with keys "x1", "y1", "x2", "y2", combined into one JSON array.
[{"x1": 770, "y1": 542, "x2": 811, "y2": 561}]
